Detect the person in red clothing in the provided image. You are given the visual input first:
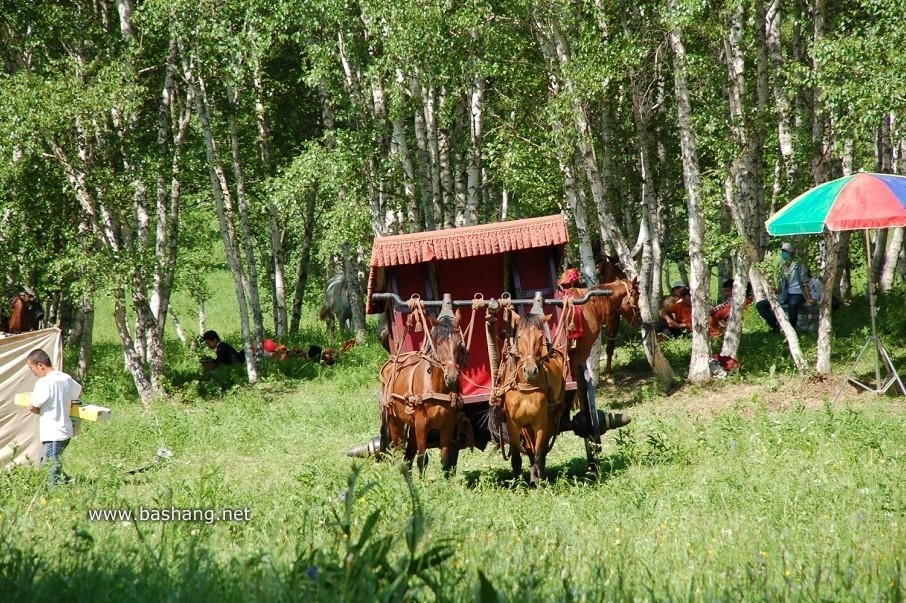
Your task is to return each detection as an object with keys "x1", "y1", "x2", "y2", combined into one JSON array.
[
  {"x1": 708, "y1": 279, "x2": 753, "y2": 338},
  {"x1": 555, "y1": 267, "x2": 585, "y2": 345},
  {"x1": 657, "y1": 282, "x2": 692, "y2": 337}
]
